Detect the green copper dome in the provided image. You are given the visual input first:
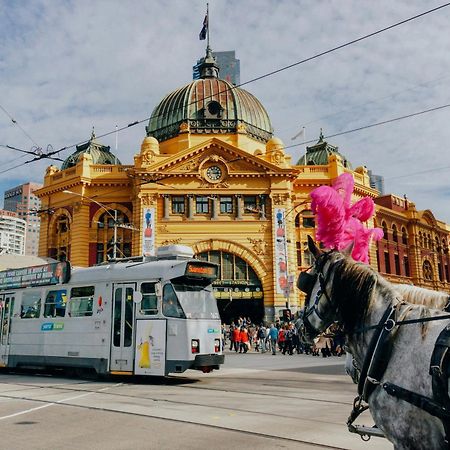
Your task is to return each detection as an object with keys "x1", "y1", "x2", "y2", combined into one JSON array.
[
  {"x1": 296, "y1": 131, "x2": 352, "y2": 168},
  {"x1": 61, "y1": 131, "x2": 121, "y2": 170},
  {"x1": 146, "y1": 47, "x2": 273, "y2": 143}
]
